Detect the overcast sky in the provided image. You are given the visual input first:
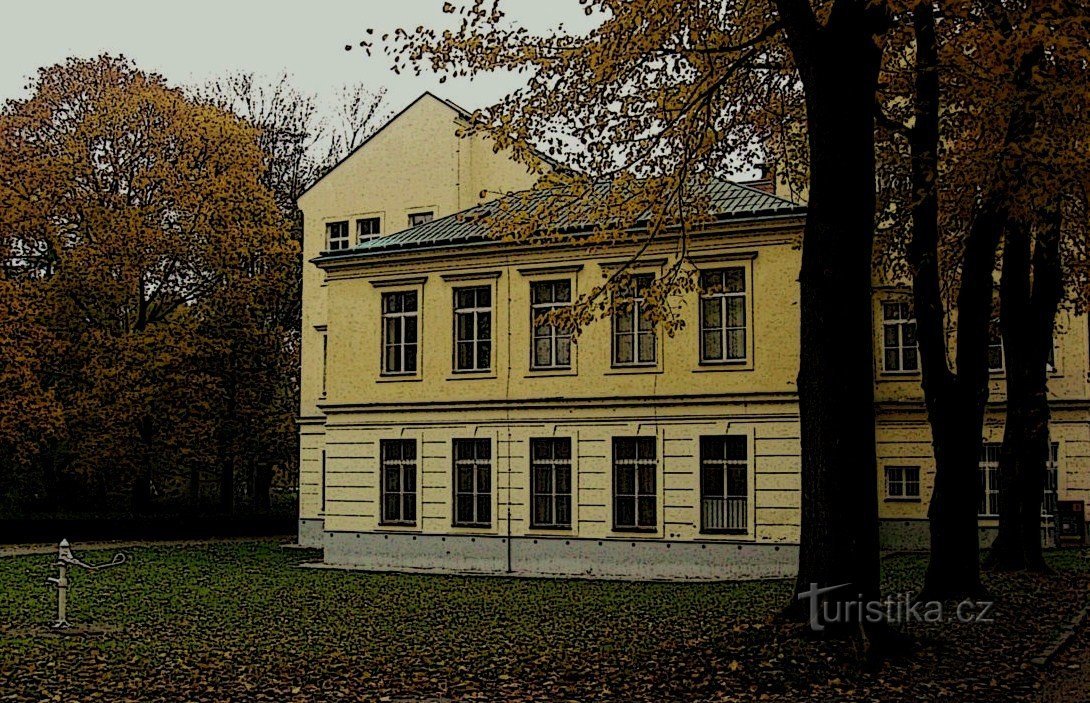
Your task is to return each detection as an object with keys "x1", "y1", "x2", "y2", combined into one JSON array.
[{"x1": 0, "y1": 0, "x2": 597, "y2": 117}]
